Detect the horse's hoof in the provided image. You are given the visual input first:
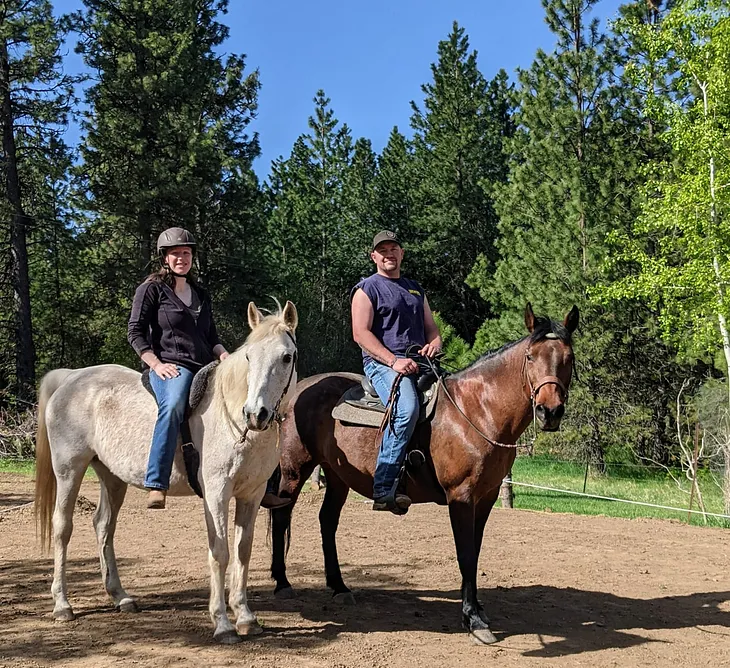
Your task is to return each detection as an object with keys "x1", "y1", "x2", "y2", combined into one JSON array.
[
  {"x1": 237, "y1": 620, "x2": 263, "y2": 636},
  {"x1": 333, "y1": 592, "x2": 356, "y2": 606},
  {"x1": 116, "y1": 599, "x2": 139, "y2": 613},
  {"x1": 470, "y1": 628, "x2": 498, "y2": 645},
  {"x1": 53, "y1": 608, "x2": 76, "y2": 622},
  {"x1": 214, "y1": 630, "x2": 242, "y2": 645},
  {"x1": 274, "y1": 586, "x2": 297, "y2": 600}
]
